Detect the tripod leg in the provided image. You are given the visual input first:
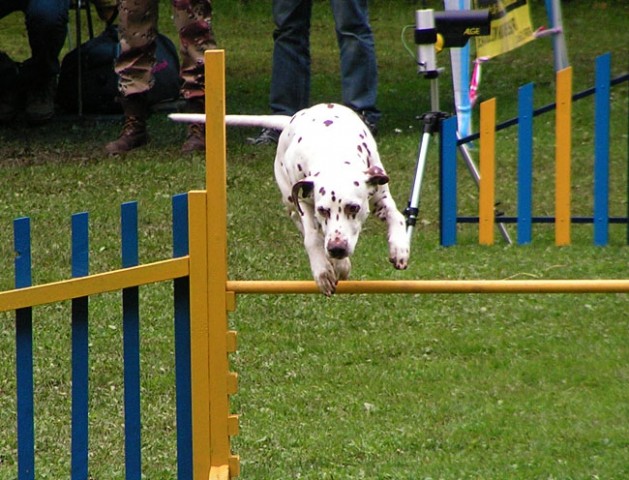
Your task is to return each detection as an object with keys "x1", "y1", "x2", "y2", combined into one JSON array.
[
  {"x1": 405, "y1": 131, "x2": 432, "y2": 242},
  {"x1": 457, "y1": 142, "x2": 513, "y2": 245}
]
